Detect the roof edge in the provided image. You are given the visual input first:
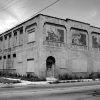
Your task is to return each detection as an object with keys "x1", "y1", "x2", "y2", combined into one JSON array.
[{"x1": 66, "y1": 18, "x2": 90, "y2": 25}]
